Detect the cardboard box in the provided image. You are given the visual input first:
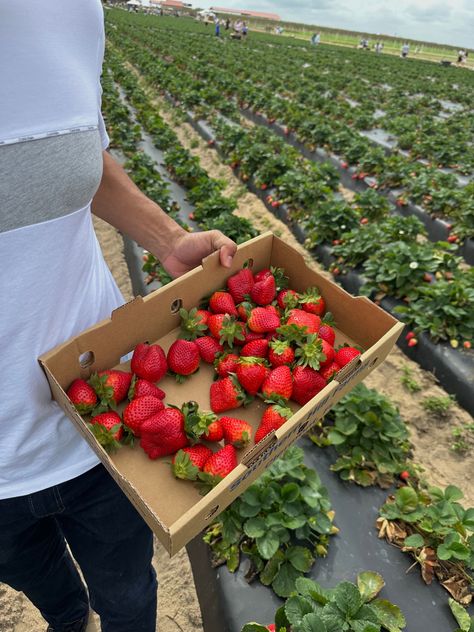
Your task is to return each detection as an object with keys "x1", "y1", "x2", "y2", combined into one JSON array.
[{"x1": 39, "y1": 232, "x2": 403, "y2": 555}]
